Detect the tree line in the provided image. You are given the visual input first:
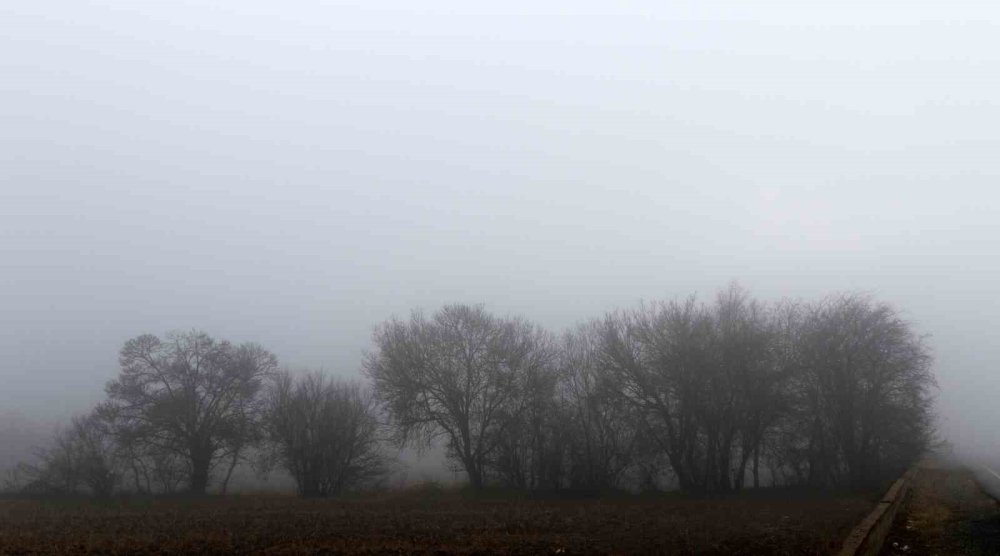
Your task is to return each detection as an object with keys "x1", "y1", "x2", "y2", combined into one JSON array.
[{"x1": 4, "y1": 286, "x2": 935, "y2": 497}]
